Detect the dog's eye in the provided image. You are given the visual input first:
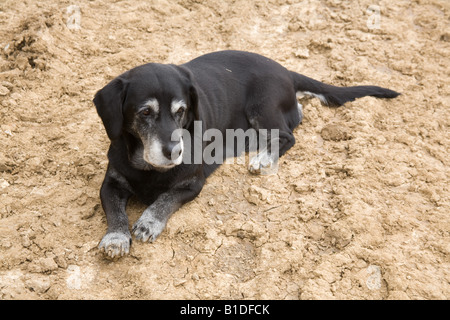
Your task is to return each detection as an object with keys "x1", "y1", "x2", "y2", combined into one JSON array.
[
  {"x1": 141, "y1": 108, "x2": 151, "y2": 116},
  {"x1": 175, "y1": 108, "x2": 185, "y2": 116}
]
